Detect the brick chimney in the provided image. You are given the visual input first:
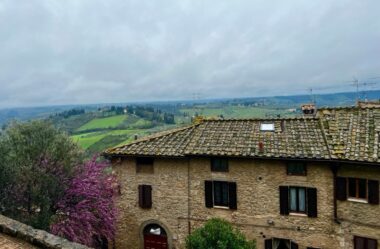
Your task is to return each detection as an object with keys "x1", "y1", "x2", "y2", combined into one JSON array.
[{"x1": 301, "y1": 104, "x2": 316, "y2": 116}]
